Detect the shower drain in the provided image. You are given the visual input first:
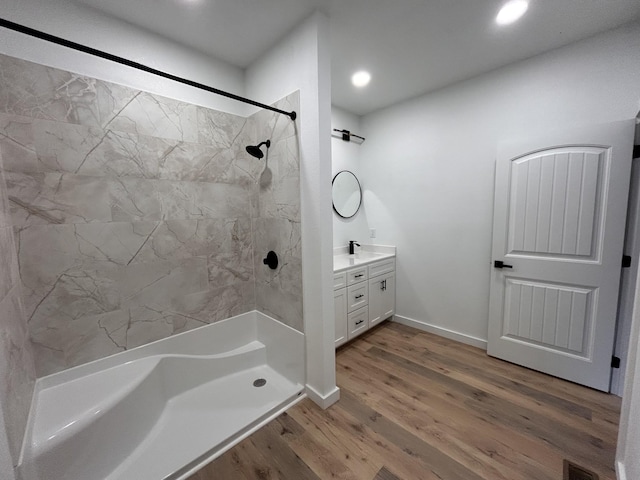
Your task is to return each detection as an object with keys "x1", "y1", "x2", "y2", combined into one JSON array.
[{"x1": 253, "y1": 378, "x2": 267, "y2": 387}]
